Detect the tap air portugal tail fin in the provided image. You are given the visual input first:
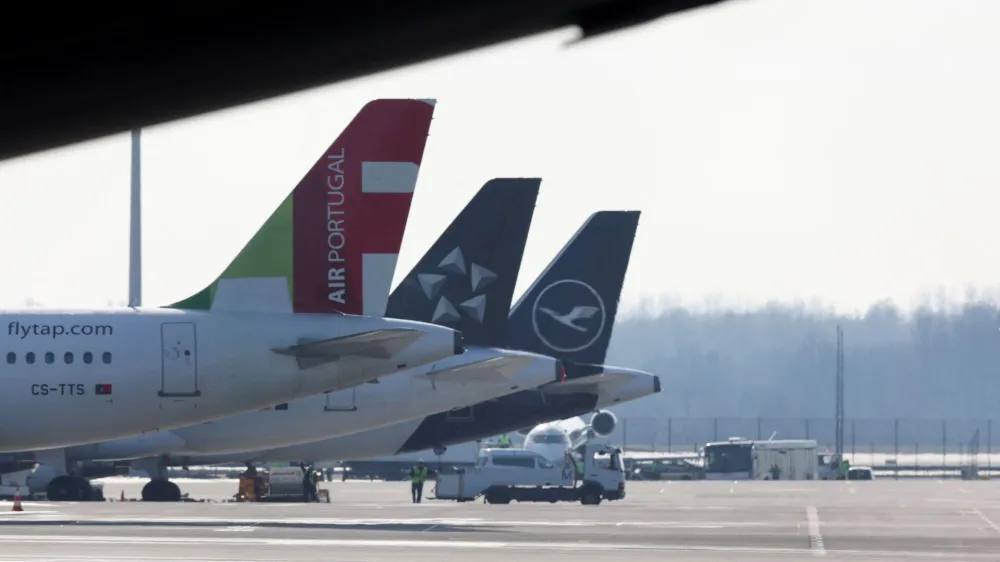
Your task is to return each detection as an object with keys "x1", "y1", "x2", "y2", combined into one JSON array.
[
  {"x1": 507, "y1": 210, "x2": 640, "y2": 366},
  {"x1": 168, "y1": 98, "x2": 437, "y2": 315},
  {"x1": 386, "y1": 178, "x2": 540, "y2": 346}
]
